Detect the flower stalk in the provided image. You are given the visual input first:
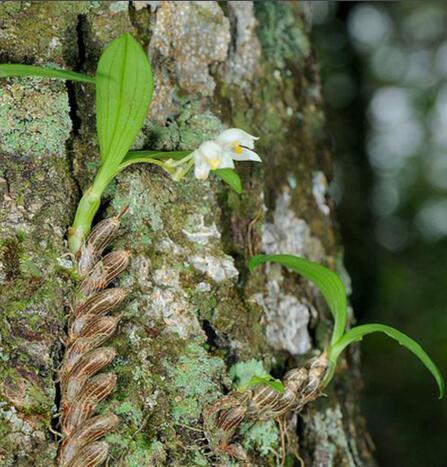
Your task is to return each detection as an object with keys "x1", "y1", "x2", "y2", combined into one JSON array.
[{"x1": 68, "y1": 128, "x2": 262, "y2": 253}]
